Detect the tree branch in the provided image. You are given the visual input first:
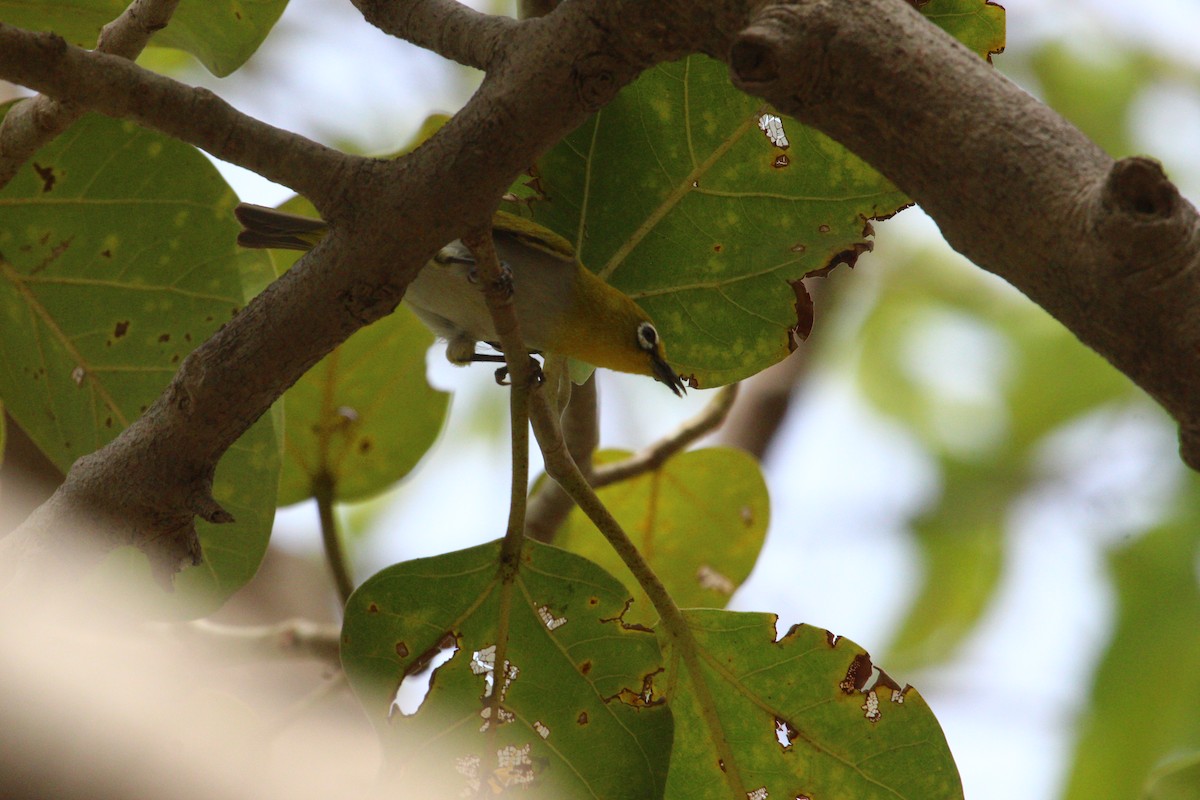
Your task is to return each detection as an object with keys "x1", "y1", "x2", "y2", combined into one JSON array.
[
  {"x1": 592, "y1": 384, "x2": 739, "y2": 488},
  {"x1": 728, "y1": 0, "x2": 1200, "y2": 468},
  {"x1": 0, "y1": 0, "x2": 182, "y2": 189},
  {"x1": 349, "y1": 0, "x2": 517, "y2": 71},
  {"x1": 0, "y1": 24, "x2": 349, "y2": 209},
  {"x1": 174, "y1": 618, "x2": 342, "y2": 667}
]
